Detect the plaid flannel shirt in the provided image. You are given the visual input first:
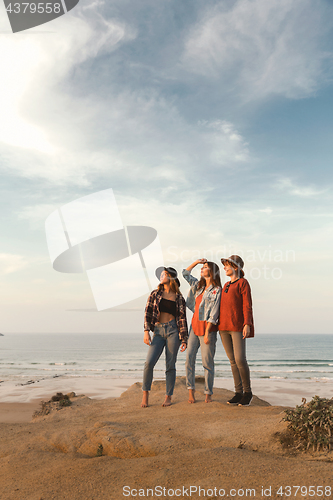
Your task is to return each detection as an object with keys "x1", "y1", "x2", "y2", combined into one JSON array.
[{"x1": 144, "y1": 288, "x2": 188, "y2": 344}]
